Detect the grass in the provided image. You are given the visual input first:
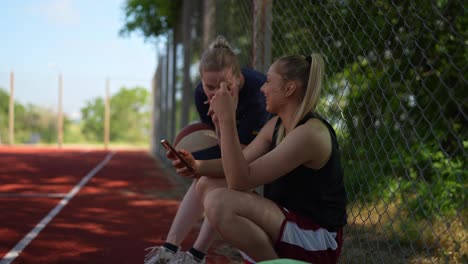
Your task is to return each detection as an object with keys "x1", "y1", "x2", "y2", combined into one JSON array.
[{"x1": 342, "y1": 200, "x2": 467, "y2": 263}]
